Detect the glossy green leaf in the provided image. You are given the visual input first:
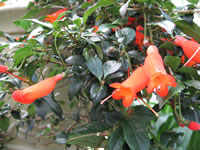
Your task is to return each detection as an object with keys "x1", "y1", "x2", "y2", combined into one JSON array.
[
  {"x1": 28, "y1": 104, "x2": 36, "y2": 118},
  {"x1": 176, "y1": 20, "x2": 200, "y2": 42},
  {"x1": 116, "y1": 27, "x2": 135, "y2": 45},
  {"x1": 184, "y1": 80, "x2": 200, "y2": 90},
  {"x1": 0, "y1": 117, "x2": 9, "y2": 132},
  {"x1": 68, "y1": 76, "x2": 85, "y2": 100},
  {"x1": 123, "y1": 106, "x2": 155, "y2": 150},
  {"x1": 164, "y1": 56, "x2": 181, "y2": 72},
  {"x1": 187, "y1": 0, "x2": 199, "y2": 4},
  {"x1": 109, "y1": 127, "x2": 124, "y2": 150},
  {"x1": 119, "y1": 0, "x2": 130, "y2": 18},
  {"x1": 187, "y1": 131, "x2": 200, "y2": 150},
  {"x1": 103, "y1": 60, "x2": 121, "y2": 78},
  {"x1": 83, "y1": 0, "x2": 117, "y2": 25},
  {"x1": 86, "y1": 57, "x2": 103, "y2": 81},
  {"x1": 25, "y1": 19, "x2": 53, "y2": 29},
  {"x1": 105, "y1": 110, "x2": 124, "y2": 126},
  {"x1": 67, "y1": 133, "x2": 105, "y2": 148},
  {"x1": 65, "y1": 55, "x2": 86, "y2": 66}
]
